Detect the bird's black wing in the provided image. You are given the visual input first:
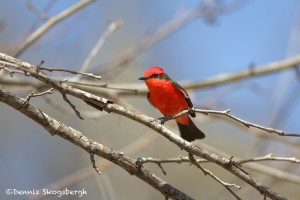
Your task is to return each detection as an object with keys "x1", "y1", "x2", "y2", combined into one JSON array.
[
  {"x1": 171, "y1": 80, "x2": 196, "y2": 118},
  {"x1": 147, "y1": 92, "x2": 155, "y2": 107}
]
